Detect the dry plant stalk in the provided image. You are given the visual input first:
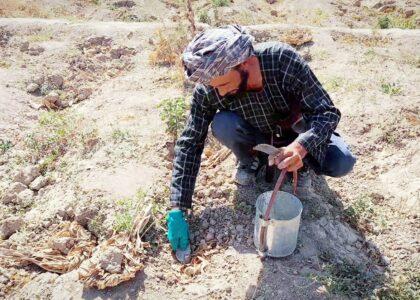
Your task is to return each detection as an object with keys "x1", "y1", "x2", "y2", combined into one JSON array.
[
  {"x1": 280, "y1": 28, "x2": 313, "y2": 47},
  {"x1": 185, "y1": 0, "x2": 196, "y2": 35},
  {"x1": 78, "y1": 204, "x2": 153, "y2": 289},
  {"x1": 0, "y1": 222, "x2": 96, "y2": 274},
  {"x1": 202, "y1": 148, "x2": 232, "y2": 168}
]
